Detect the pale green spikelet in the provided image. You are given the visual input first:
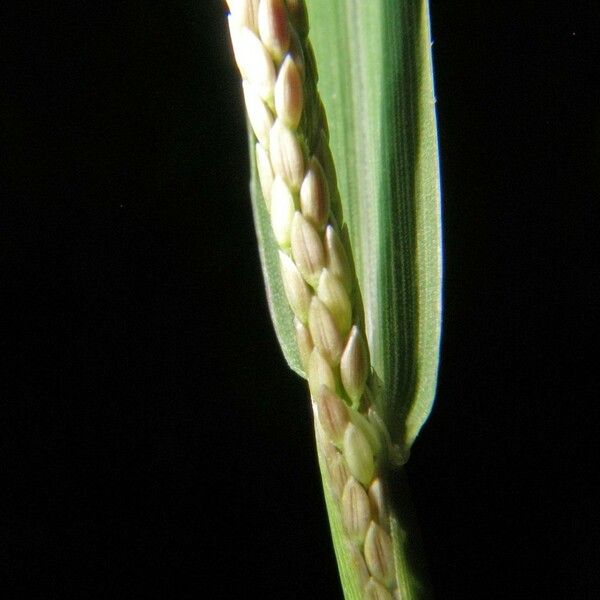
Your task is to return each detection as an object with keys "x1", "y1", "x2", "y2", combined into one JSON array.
[
  {"x1": 291, "y1": 212, "x2": 325, "y2": 287},
  {"x1": 275, "y1": 55, "x2": 303, "y2": 129},
  {"x1": 316, "y1": 386, "x2": 349, "y2": 447},
  {"x1": 300, "y1": 156, "x2": 330, "y2": 231},
  {"x1": 308, "y1": 296, "x2": 344, "y2": 366},
  {"x1": 317, "y1": 269, "x2": 352, "y2": 336},
  {"x1": 364, "y1": 522, "x2": 395, "y2": 589},
  {"x1": 324, "y1": 224, "x2": 353, "y2": 294},
  {"x1": 269, "y1": 119, "x2": 304, "y2": 189},
  {"x1": 343, "y1": 422, "x2": 375, "y2": 487},
  {"x1": 257, "y1": 0, "x2": 290, "y2": 61},
  {"x1": 307, "y1": 347, "x2": 336, "y2": 399},
  {"x1": 364, "y1": 578, "x2": 394, "y2": 600},
  {"x1": 293, "y1": 317, "x2": 313, "y2": 371},
  {"x1": 243, "y1": 81, "x2": 273, "y2": 148},
  {"x1": 340, "y1": 326, "x2": 370, "y2": 406},
  {"x1": 279, "y1": 250, "x2": 312, "y2": 322},
  {"x1": 341, "y1": 477, "x2": 372, "y2": 543},
  {"x1": 270, "y1": 176, "x2": 296, "y2": 247},
  {"x1": 255, "y1": 142, "x2": 274, "y2": 208}
]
